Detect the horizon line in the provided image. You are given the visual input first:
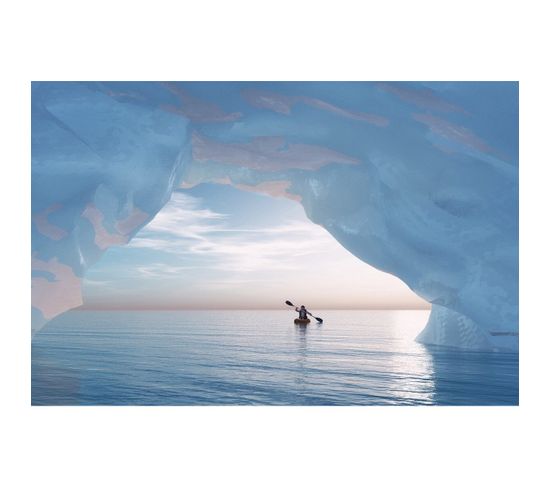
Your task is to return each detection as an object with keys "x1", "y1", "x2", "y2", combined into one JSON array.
[{"x1": 74, "y1": 306, "x2": 432, "y2": 311}]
